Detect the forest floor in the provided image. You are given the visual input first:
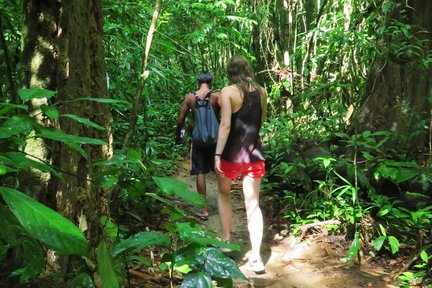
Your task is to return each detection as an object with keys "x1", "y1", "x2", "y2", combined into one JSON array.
[{"x1": 171, "y1": 157, "x2": 406, "y2": 288}]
